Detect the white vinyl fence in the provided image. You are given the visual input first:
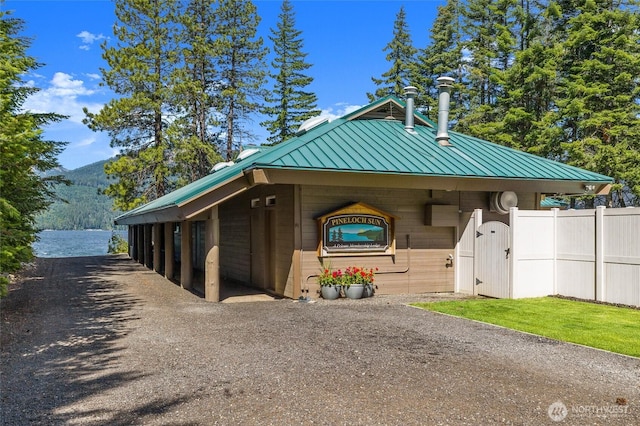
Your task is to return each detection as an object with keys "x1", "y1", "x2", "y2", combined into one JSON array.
[{"x1": 457, "y1": 207, "x2": 640, "y2": 307}]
